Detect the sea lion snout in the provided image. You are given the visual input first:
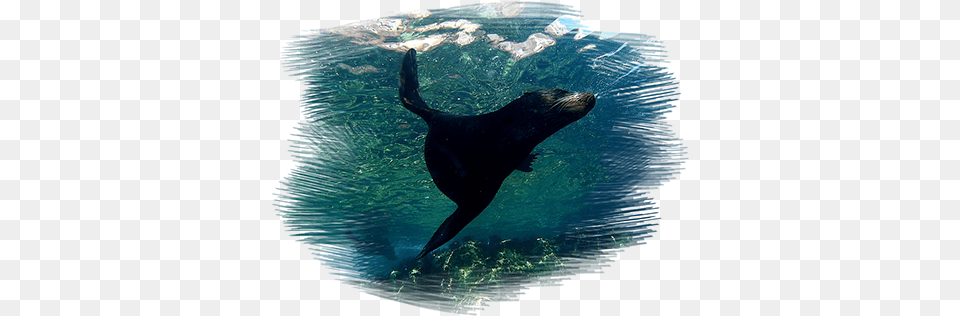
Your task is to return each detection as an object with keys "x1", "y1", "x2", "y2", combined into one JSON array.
[{"x1": 554, "y1": 92, "x2": 596, "y2": 117}]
